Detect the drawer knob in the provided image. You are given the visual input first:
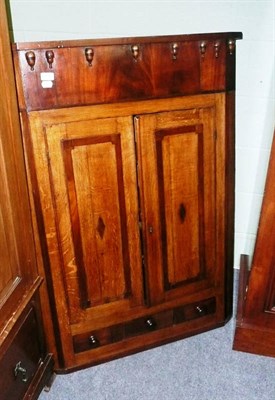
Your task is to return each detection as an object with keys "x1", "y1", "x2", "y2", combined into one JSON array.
[
  {"x1": 14, "y1": 361, "x2": 28, "y2": 383},
  {"x1": 196, "y1": 305, "x2": 207, "y2": 315},
  {"x1": 145, "y1": 317, "x2": 156, "y2": 330},
  {"x1": 89, "y1": 335, "x2": 100, "y2": 347}
]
